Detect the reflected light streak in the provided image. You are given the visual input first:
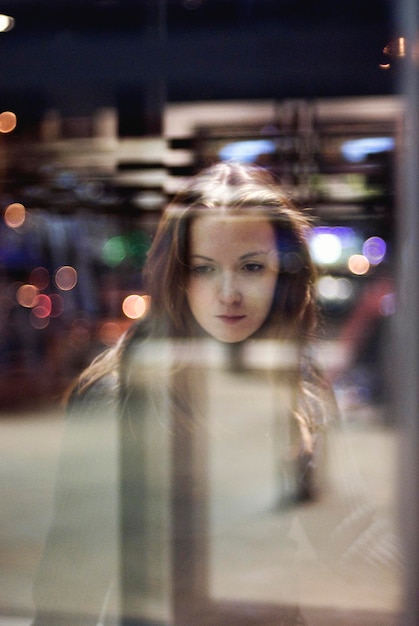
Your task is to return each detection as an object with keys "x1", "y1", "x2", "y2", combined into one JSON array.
[
  {"x1": 341, "y1": 137, "x2": 394, "y2": 163},
  {"x1": 219, "y1": 139, "x2": 276, "y2": 163},
  {"x1": 4, "y1": 203, "x2": 25, "y2": 228},
  {"x1": 383, "y1": 37, "x2": 406, "y2": 58},
  {"x1": 380, "y1": 36, "x2": 407, "y2": 69}
]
